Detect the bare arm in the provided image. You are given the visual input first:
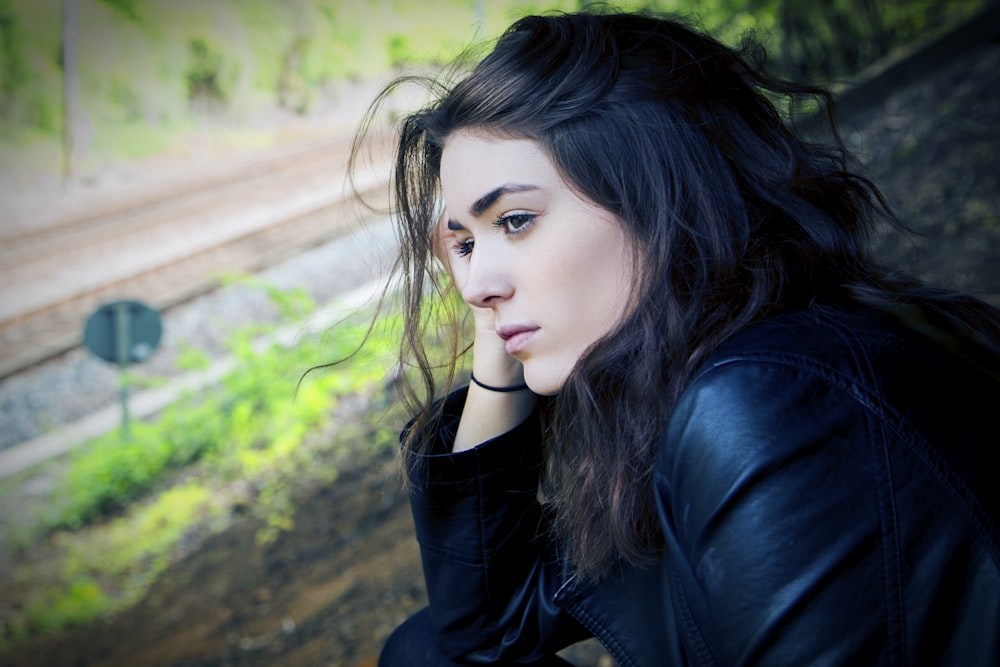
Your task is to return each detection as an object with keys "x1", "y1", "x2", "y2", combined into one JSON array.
[{"x1": 453, "y1": 317, "x2": 536, "y2": 451}]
